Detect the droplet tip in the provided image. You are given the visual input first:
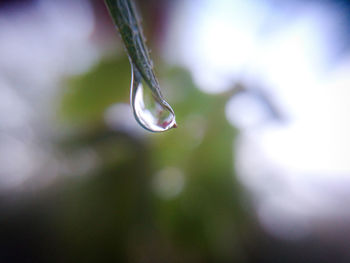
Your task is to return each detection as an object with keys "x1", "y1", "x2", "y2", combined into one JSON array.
[{"x1": 172, "y1": 123, "x2": 178, "y2": 129}]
